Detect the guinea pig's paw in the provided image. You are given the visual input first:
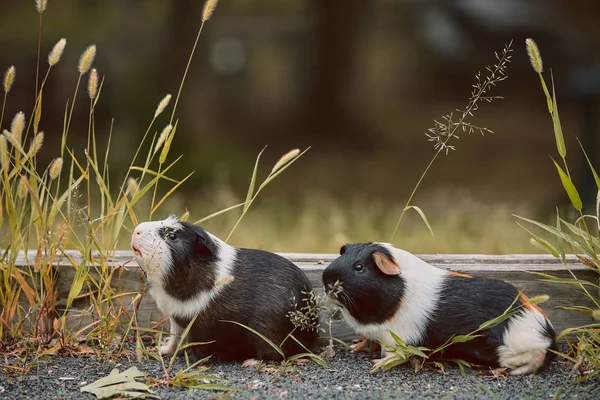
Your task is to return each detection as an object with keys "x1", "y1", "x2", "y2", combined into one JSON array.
[
  {"x1": 350, "y1": 337, "x2": 381, "y2": 354},
  {"x1": 242, "y1": 359, "x2": 262, "y2": 368},
  {"x1": 500, "y1": 348, "x2": 547, "y2": 376},
  {"x1": 159, "y1": 340, "x2": 177, "y2": 356}
]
